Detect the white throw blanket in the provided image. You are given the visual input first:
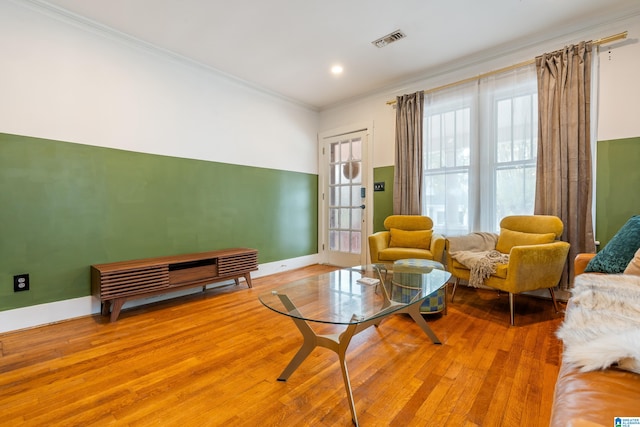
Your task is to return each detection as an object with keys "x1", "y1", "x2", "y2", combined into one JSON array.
[
  {"x1": 556, "y1": 273, "x2": 640, "y2": 374},
  {"x1": 448, "y1": 232, "x2": 507, "y2": 288},
  {"x1": 449, "y1": 250, "x2": 509, "y2": 288},
  {"x1": 447, "y1": 232, "x2": 499, "y2": 253}
]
